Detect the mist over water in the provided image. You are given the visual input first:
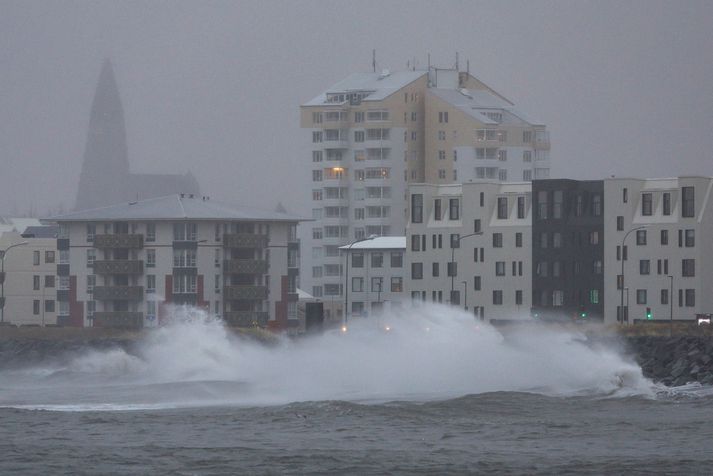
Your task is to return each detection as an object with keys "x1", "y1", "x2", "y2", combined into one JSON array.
[{"x1": 0, "y1": 304, "x2": 661, "y2": 412}]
